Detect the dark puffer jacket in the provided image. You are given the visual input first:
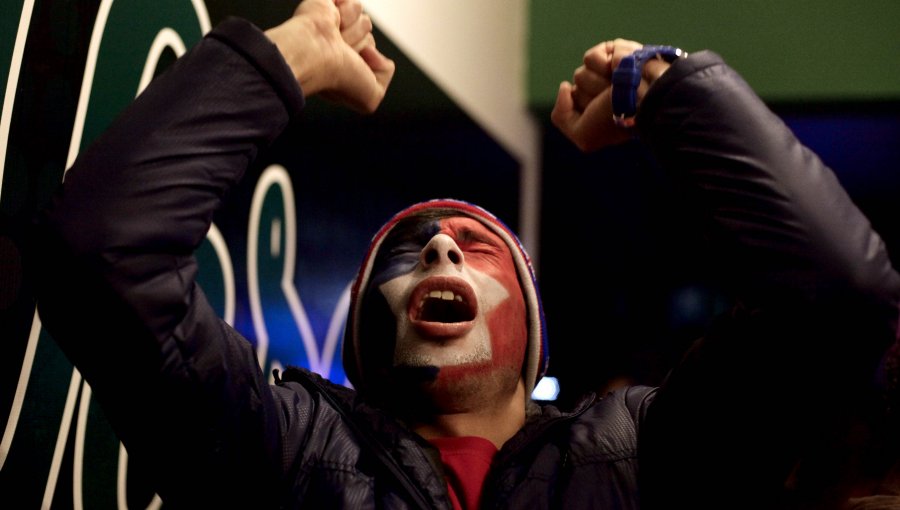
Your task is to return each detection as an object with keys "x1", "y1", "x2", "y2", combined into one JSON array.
[{"x1": 34, "y1": 17, "x2": 900, "y2": 510}]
